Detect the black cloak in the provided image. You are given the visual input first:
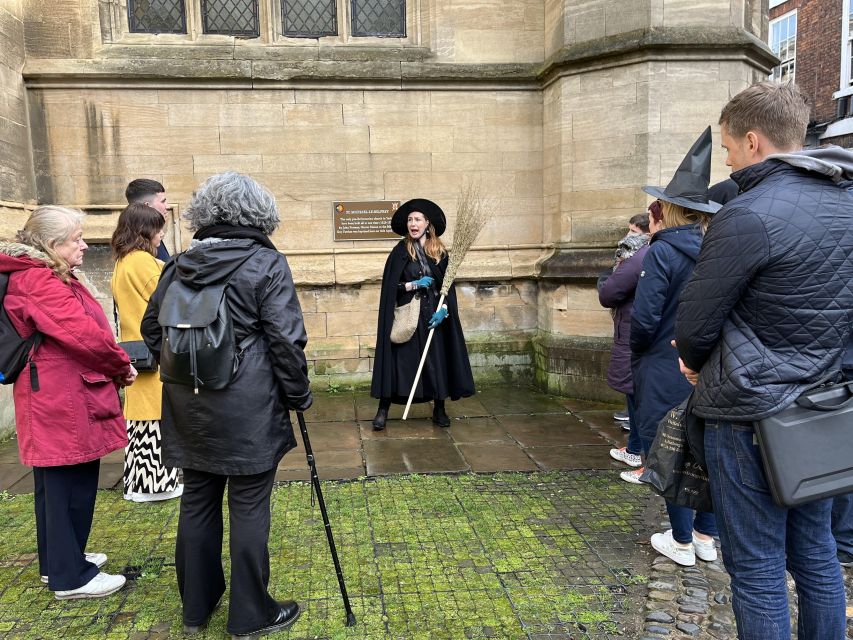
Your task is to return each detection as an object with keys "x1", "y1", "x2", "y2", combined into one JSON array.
[{"x1": 370, "y1": 241, "x2": 475, "y2": 403}]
